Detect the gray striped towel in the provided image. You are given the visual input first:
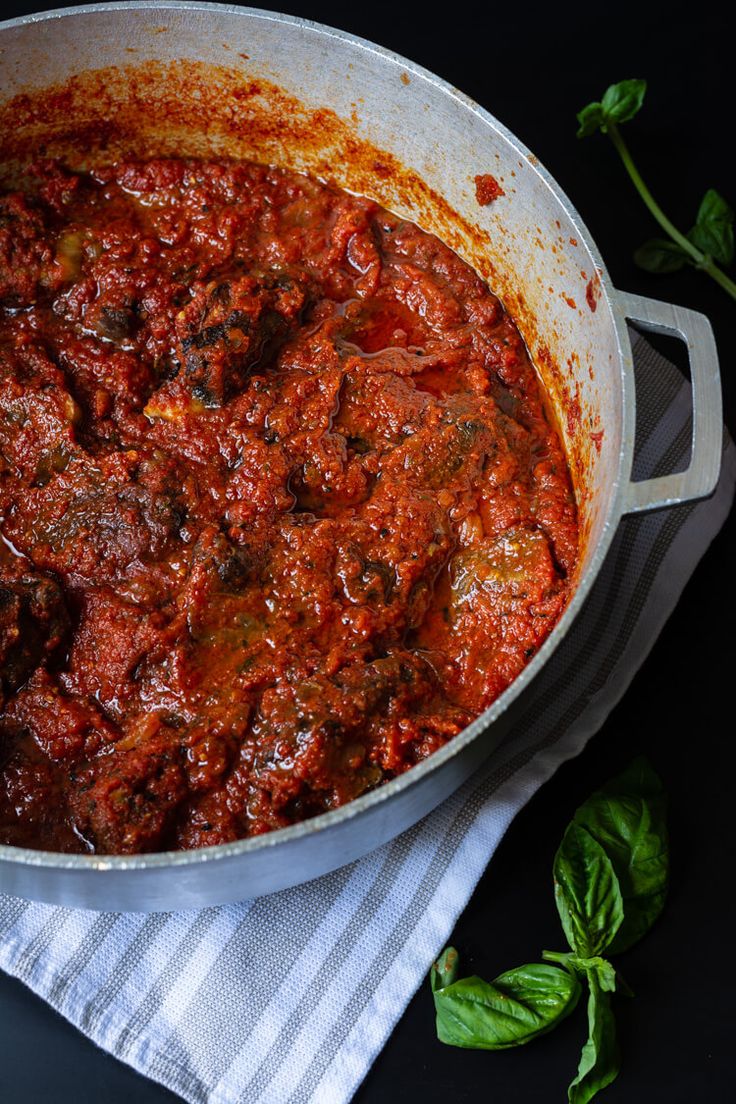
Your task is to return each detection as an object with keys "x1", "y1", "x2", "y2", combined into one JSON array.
[{"x1": 1, "y1": 334, "x2": 734, "y2": 1104}]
